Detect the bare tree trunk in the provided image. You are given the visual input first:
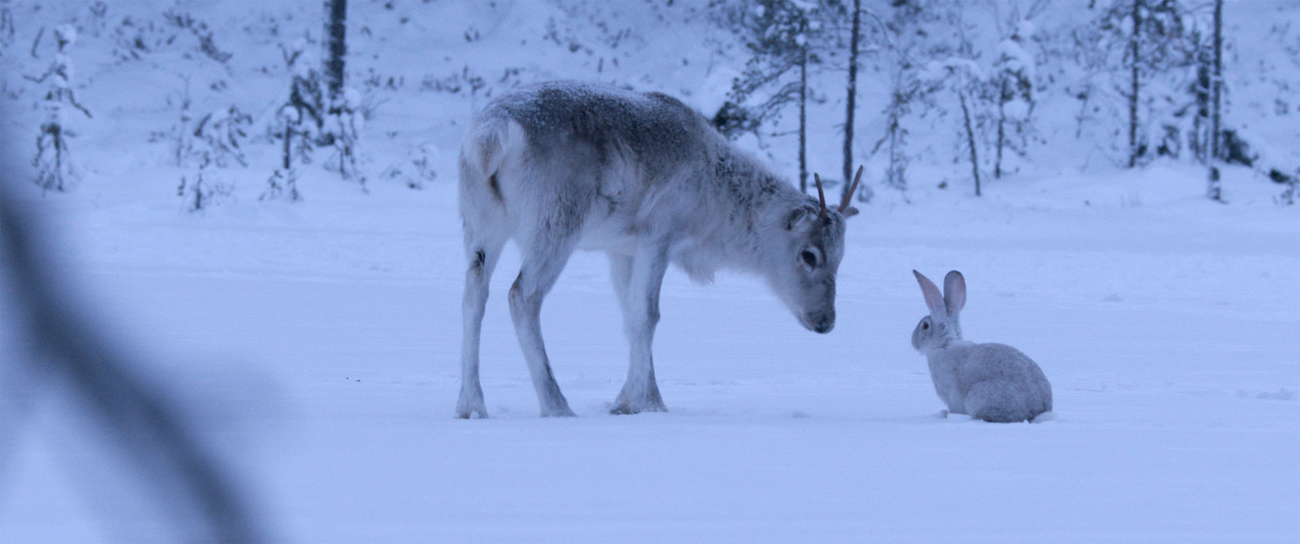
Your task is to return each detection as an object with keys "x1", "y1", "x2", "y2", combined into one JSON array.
[
  {"x1": 283, "y1": 124, "x2": 293, "y2": 170},
  {"x1": 1128, "y1": 0, "x2": 1142, "y2": 168},
  {"x1": 842, "y1": 0, "x2": 861, "y2": 202},
  {"x1": 1207, "y1": 0, "x2": 1223, "y2": 200},
  {"x1": 995, "y1": 78, "x2": 1007, "y2": 180},
  {"x1": 959, "y1": 91, "x2": 981, "y2": 196},
  {"x1": 798, "y1": 51, "x2": 808, "y2": 194},
  {"x1": 324, "y1": 0, "x2": 347, "y2": 107},
  {"x1": 886, "y1": 93, "x2": 904, "y2": 190},
  {"x1": 1194, "y1": 60, "x2": 1209, "y2": 162},
  {"x1": 1211, "y1": 0, "x2": 1222, "y2": 161}
]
